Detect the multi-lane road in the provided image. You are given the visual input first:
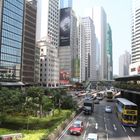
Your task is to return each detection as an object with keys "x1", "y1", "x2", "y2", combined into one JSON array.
[{"x1": 57, "y1": 93, "x2": 140, "y2": 140}]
